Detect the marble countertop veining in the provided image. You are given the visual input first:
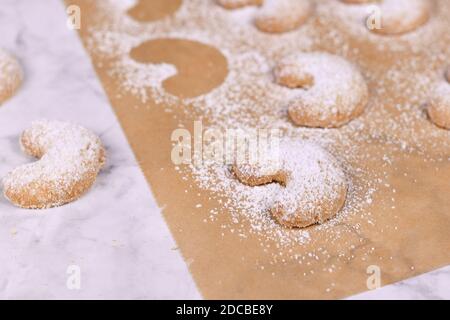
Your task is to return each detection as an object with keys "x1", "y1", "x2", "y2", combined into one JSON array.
[{"x1": 0, "y1": 0, "x2": 448, "y2": 300}]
